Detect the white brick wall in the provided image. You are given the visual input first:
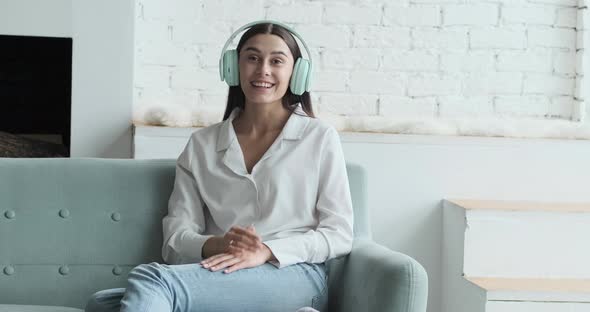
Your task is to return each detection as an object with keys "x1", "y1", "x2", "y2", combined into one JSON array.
[
  {"x1": 383, "y1": 5, "x2": 441, "y2": 27},
  {"x1": 381, "y1": 50, "x2": 439, "y2": 71},
  {"x1": 501, "y1": 6, "x2": 556, "y2": 26},
  {"x1": 412, "y1": 28, "x2": 468, "y2": 50},
  {"x1": 463, "y1": 72, "x2": 523, "y2": 96},
  {"x1": 443, "y1": 4, "x2": 499, "y2": 26},
  {"x1": 524, "y1": 74, "x2": 575, "y2": 95},
  {"x1": 349, "y1": 71, "x2": 405, "y2": 94},
  {"x1": 438, "y1": 96, "x2": 495, "y2": 117},
  {"x1": 408, "y1": 74, "x2": 462, "y2": 96},
  {"x1": 319, "y1": 94, "x2": 379, "y2": 116},
  {"x1": 322, "y1": 48, "x2": 380, "y2": 70},
  {"x1": 133, "y1": 0, "x2": 587, "y2": 128},
  {"x1": 266, "y1": 3, "x2": 322, "y2": 24},
  {"x1": 379, "y1": 96, "x2": 437, "y2": 118},
  {"x1": 353, "y1": 26, "x2": 411, "y2": 48},
  {"x1": 470, "y1": 28, "x2": 527, "y2": 49},
  {"x1": 495, "y1": 95, "x2": 551, "y2": 117},
  {"x1": 496, "y1": 50, "x2": 553, "y2": 72},
  {"x1": 324, "y1": 3, "x2": 382, "y2": 25},
  {"x1": 529, "y1": 27, "x2": 577, "y2": 49},
  {"x1": 441, "y1": 52, "x2": 494, "y2": 72}
]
